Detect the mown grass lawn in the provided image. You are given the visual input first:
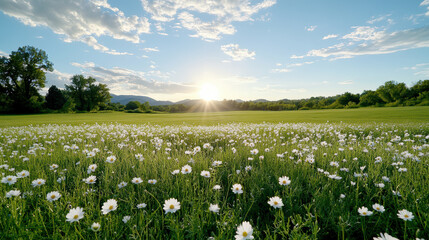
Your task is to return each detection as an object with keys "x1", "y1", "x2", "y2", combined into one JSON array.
[{"x1": 0, "y1": 106, "x2": 428, "y2": 127}]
